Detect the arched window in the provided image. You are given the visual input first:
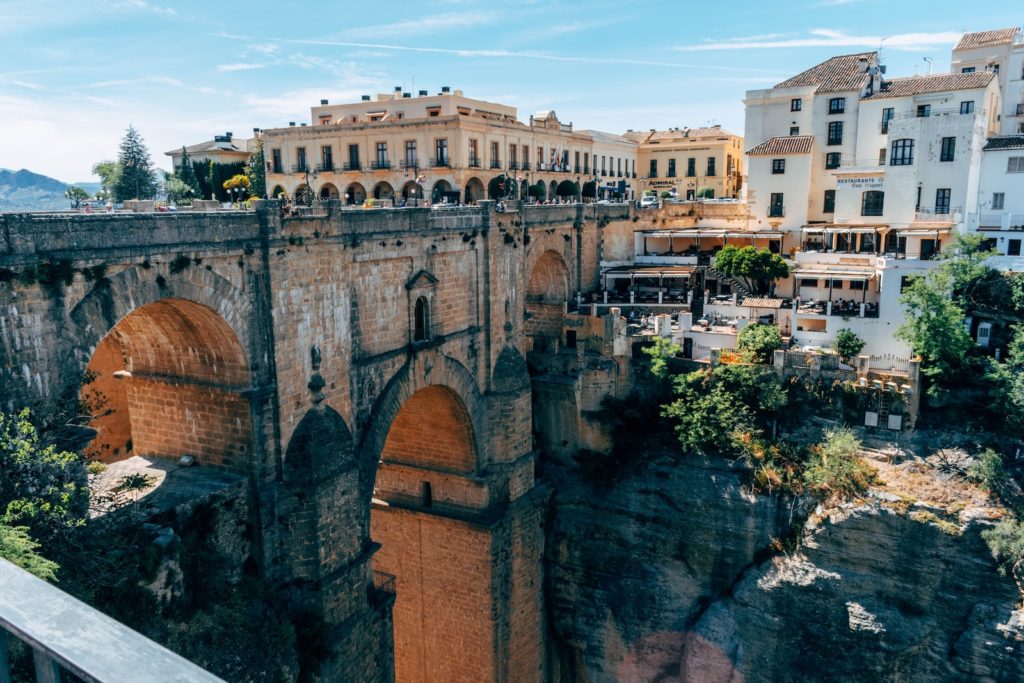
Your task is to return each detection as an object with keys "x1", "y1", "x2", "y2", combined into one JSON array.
[
  {"x1": 861, "y1": 191, "x2": 885, "y2": 217},
  {"x1": 414, "y1": 296, "x2": 429, "y2": 342}
]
